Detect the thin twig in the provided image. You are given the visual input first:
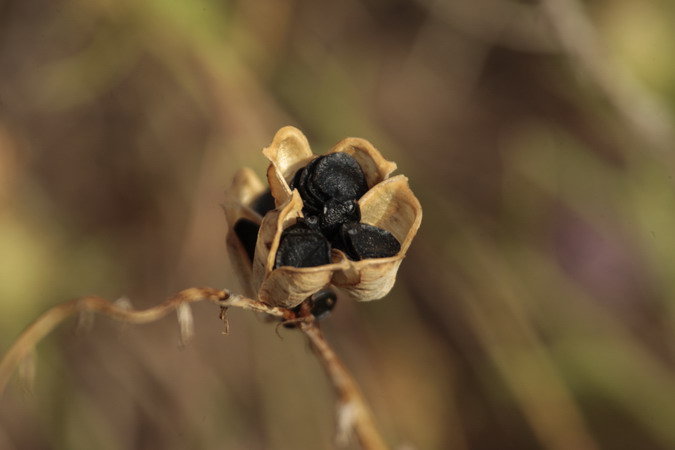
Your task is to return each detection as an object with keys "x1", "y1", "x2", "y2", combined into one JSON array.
[
  {"x1": 299, "y1": 321, "x2": 389, "y2": 450},
  {"x1": 0, "y1": 287, "x2": 285, "y2": 393},
  {"x1": 0, "y1": 288, "x2": 389, "y2": 449}
]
